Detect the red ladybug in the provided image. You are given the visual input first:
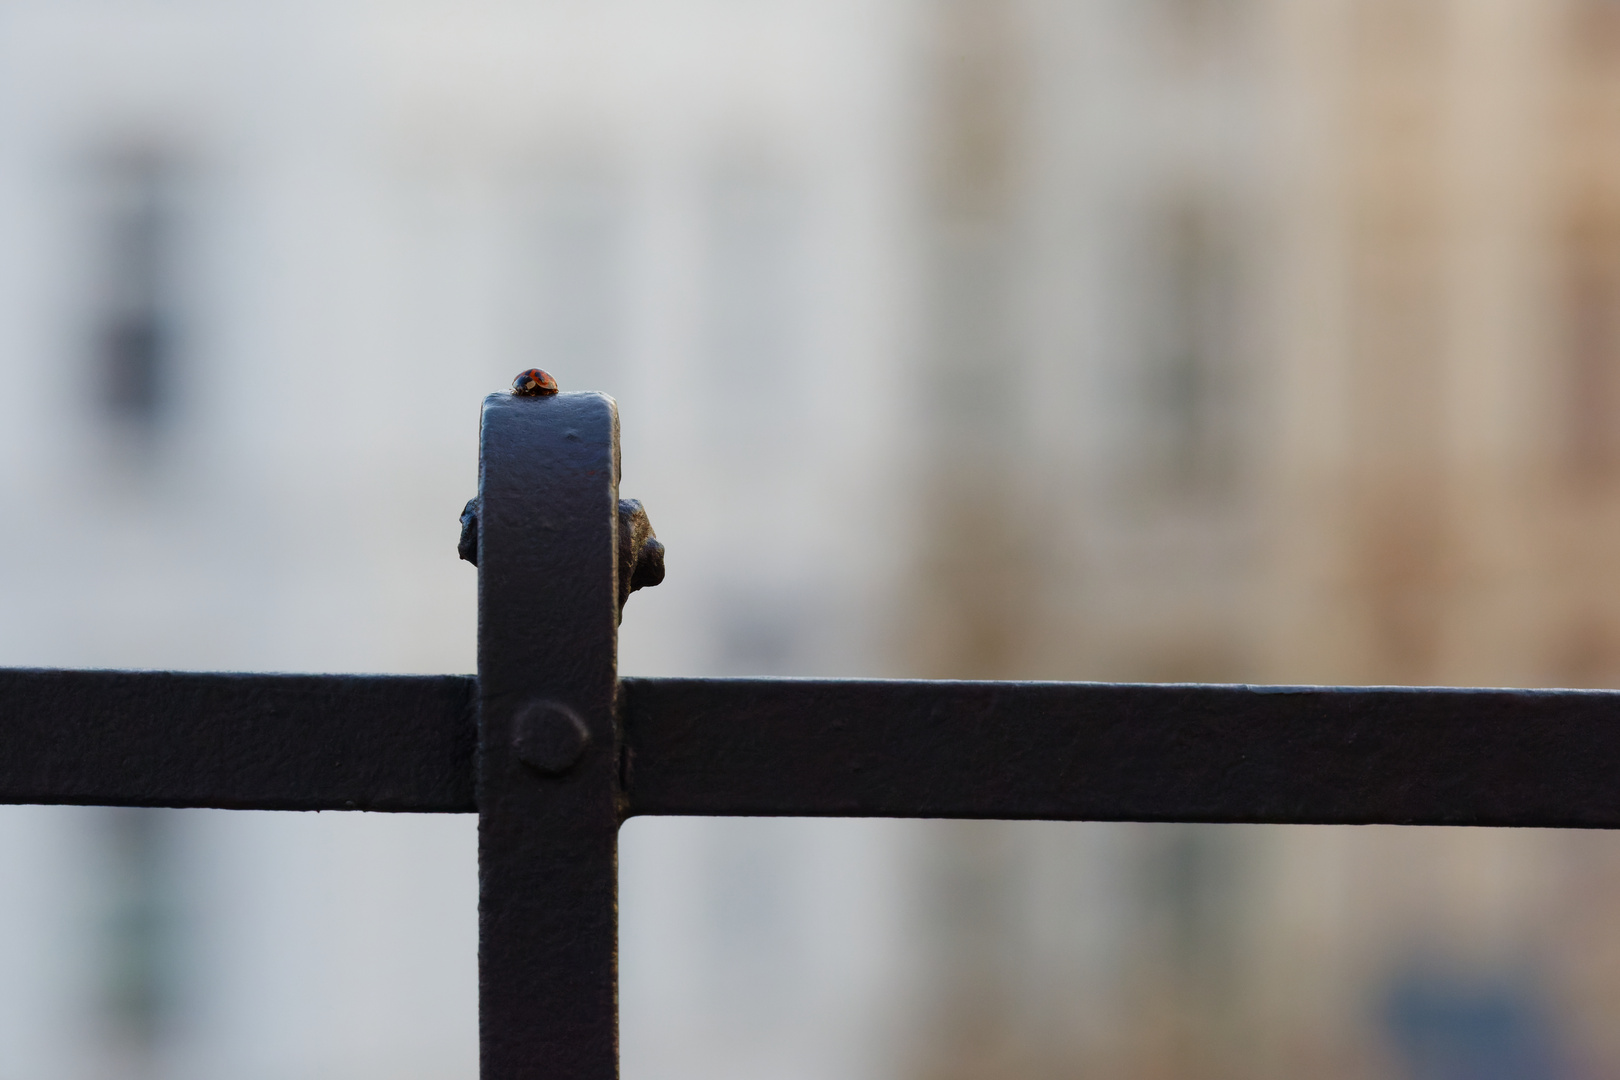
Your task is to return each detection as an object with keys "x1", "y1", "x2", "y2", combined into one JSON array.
[{"x1": 512, "y1": 368, "x2": 559, "y2": 396}]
